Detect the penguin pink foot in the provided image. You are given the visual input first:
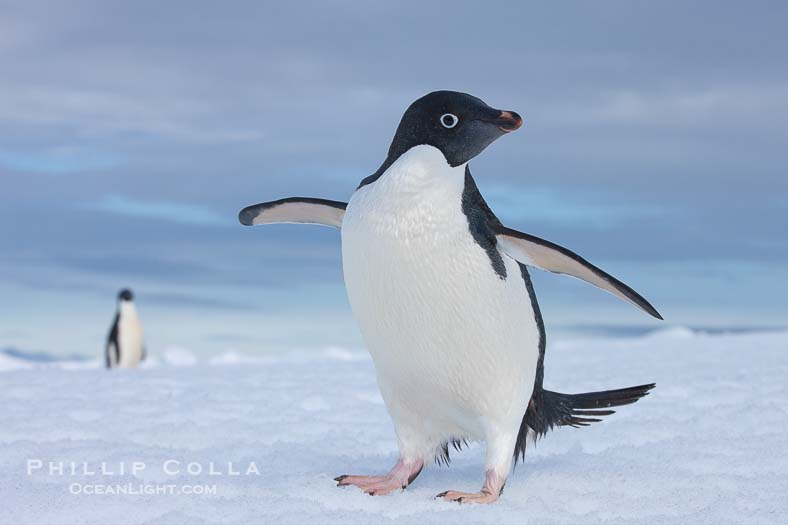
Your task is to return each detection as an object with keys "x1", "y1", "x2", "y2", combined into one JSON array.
[
  {"x1": 334, "y1": 475, "x2": 386, "y2": 489},
  {"x1": 436, "y1": 469, "x2": 504, "y2": 504},
  {"x1": 335, "y1": 458, "x2": 423, "y2": 496}
]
